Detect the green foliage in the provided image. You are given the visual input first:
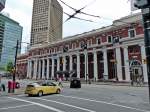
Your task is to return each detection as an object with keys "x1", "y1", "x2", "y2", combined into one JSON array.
[{"x1": 6, "y1": 62, "x2": 14, "y2": 73}]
